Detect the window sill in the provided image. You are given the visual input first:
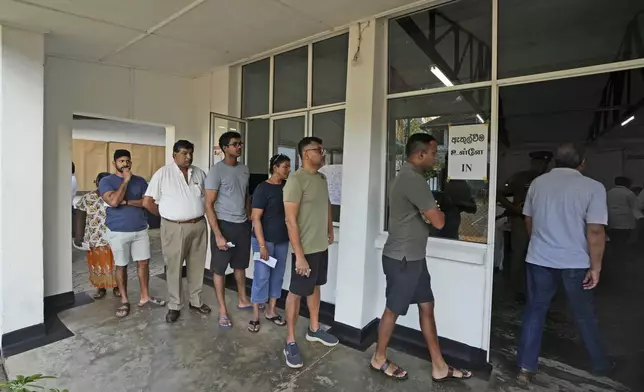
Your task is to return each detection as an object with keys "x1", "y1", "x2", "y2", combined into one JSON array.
[{"x1": 374, "y1": 232, "x2": 487, "y2": 265}]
